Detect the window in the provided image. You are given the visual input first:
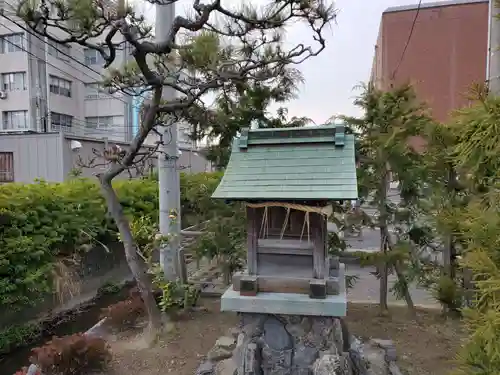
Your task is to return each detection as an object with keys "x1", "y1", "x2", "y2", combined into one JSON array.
[
  {"x1": 1, "y1": 72, "x2": 26, "y2": 91},
  {"x1": 49, "y1": 75, "x2": 72, "y2": 97},
  {"x1": 51, "y1": 112, "x2": 73, "y2": 130},
  {"x1": 84, "y1": 48, "x2": 105, "y2": 65},
  {"x1": 85, "y1": 116, "x2": 124, "y2": 130},
  {"x1": 0, "y1": 152, "x2": 14, "y2": 182},
  {"x1": 47, "y1": 41, "x2": 71, "y2": 62},
  {"x1": 2, "y1": 111, "x2": 28, "y2": 130},
  {"x1": 85, "y1": 116, "x2": 114, "y2": 129},
  {"x1": 0, "y1": 33, "x2": 24, "y2": 53},
  {"x1": 84, "y1": 82, "x2": 115, "y2": 99},
  {"x1": 85, "y1": 83, "x2": 98, "y2": 98},
  {"x1": 85, "y1": 83, "x2": 103, "y2": 99}
]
